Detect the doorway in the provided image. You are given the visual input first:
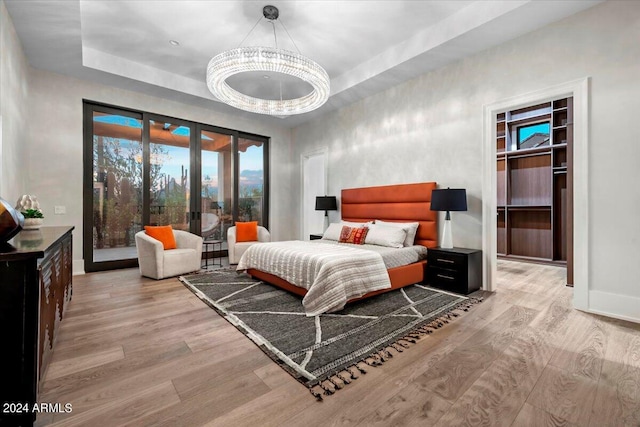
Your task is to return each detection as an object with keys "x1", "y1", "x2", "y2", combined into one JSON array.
[
  {"x1": 301, "y1": 149, "x2": 327, "y2": 240},
  {"x1": 495, "y1": 98, "x2": 573, "y2": 284},
  {"x1": 482, "y1": 78, "x2": 589, "y2": 311}
]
